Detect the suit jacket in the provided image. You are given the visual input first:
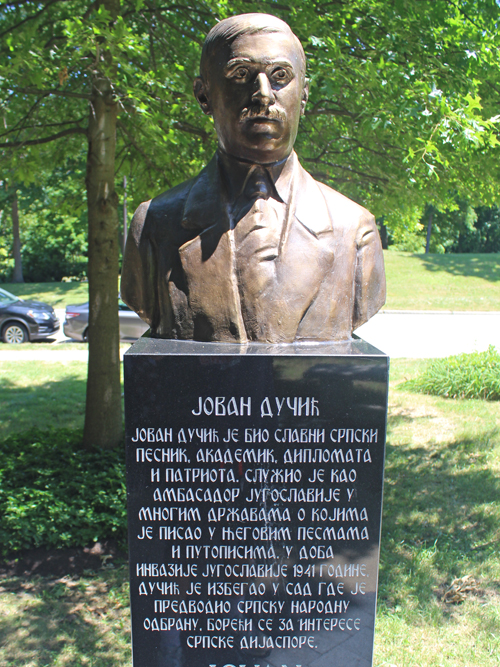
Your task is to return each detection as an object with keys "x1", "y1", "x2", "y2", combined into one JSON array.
[{"x1": 121, "y1": 152, "x2": 385, "y2": 343}]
